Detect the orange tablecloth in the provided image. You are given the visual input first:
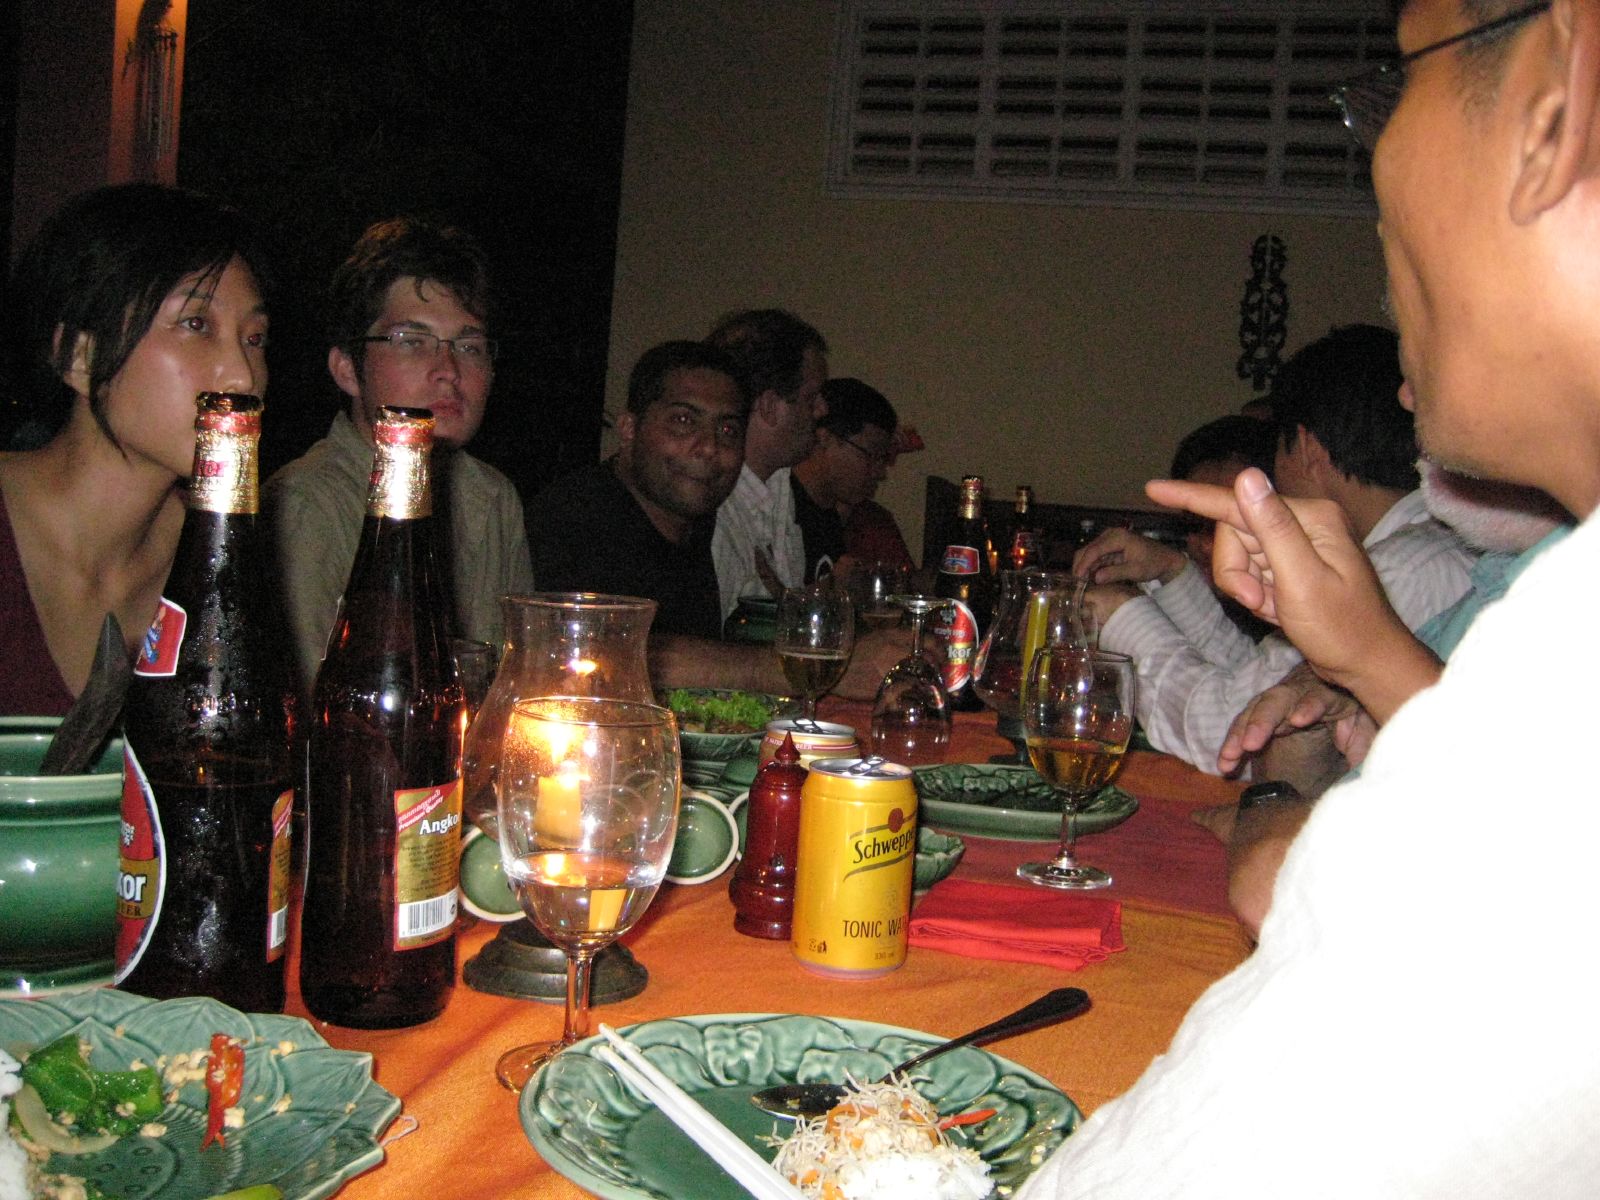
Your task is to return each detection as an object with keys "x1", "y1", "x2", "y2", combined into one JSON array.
[{"x1": 297, "y1": 706, "x2": 1252, "y2": 1199}]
